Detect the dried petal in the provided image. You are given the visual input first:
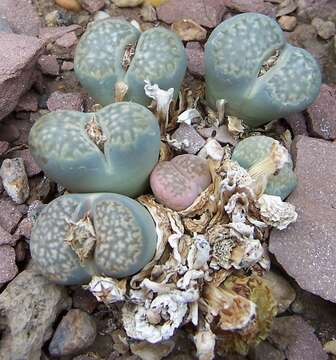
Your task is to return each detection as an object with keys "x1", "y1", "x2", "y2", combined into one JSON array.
[
  {"x1": 256, "y1": 194, "x2": 297, "y2": 229},
  {"x1": 84, "y1": 276, "x2": 126, "y2": 303}
]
